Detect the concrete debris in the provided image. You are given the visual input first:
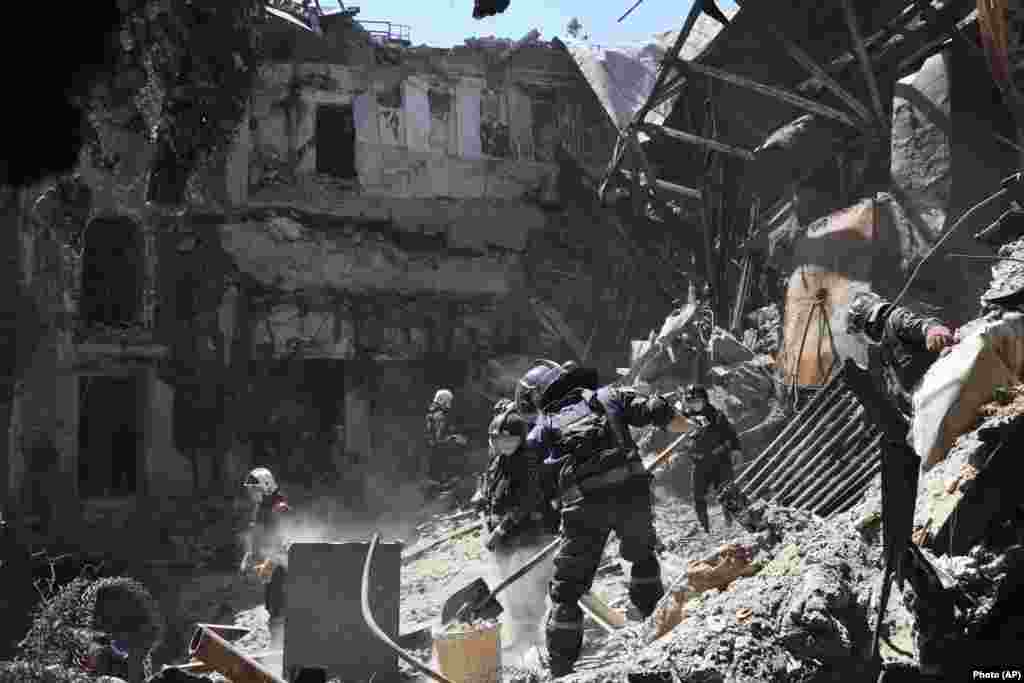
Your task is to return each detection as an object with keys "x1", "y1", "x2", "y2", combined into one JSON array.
[
  {"x1": 742, "y1": 304, "x2": 782, "y2": 356},
  {"x1": 708, "y1": 329, "x2": 754, "y2": 367}
]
